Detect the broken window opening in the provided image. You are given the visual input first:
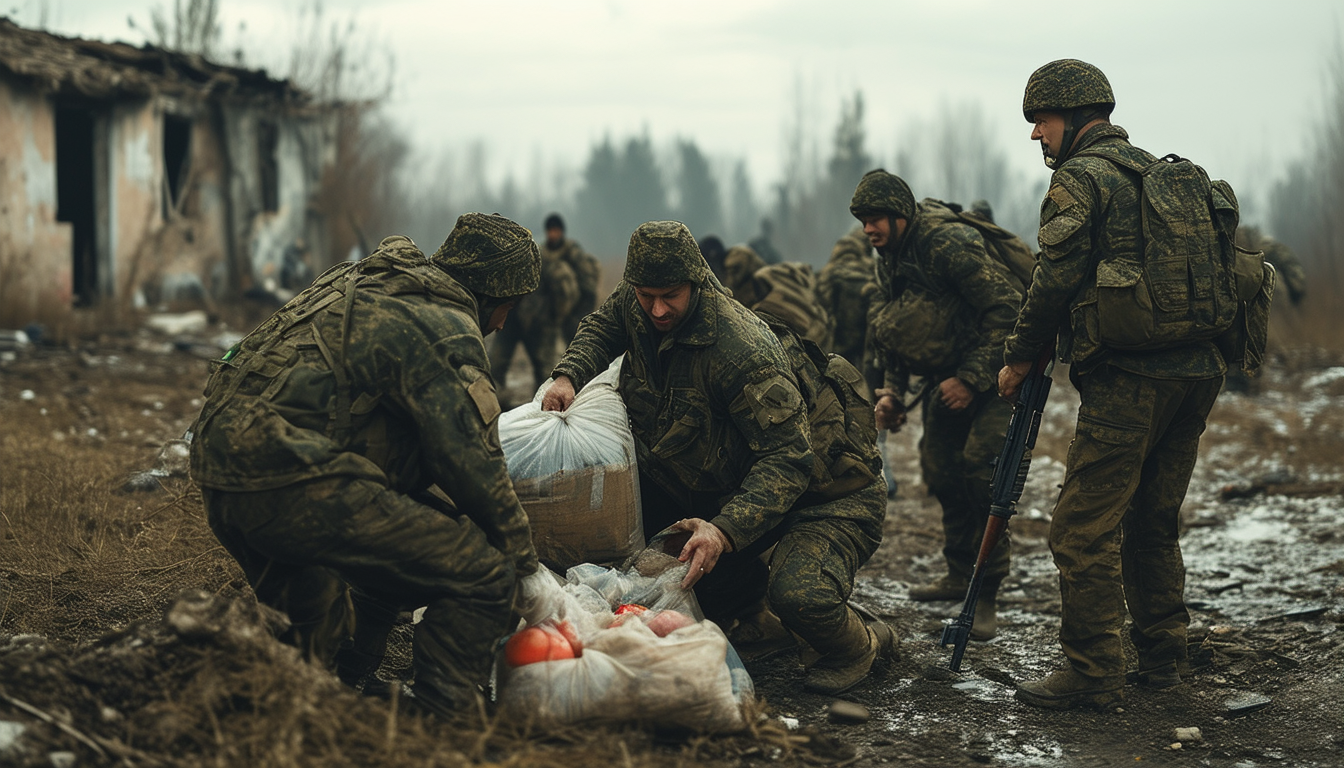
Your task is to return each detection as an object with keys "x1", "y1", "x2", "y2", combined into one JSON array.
[
  {"x1": 162, "y1": 113, "x2": 192, "y2": 217},
  {"x1": 55, "y1": 105, "x2": 98, "y2": 307},
  {"x1": 258, "y1": 119, "x2": 279, "y2": 213}
]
